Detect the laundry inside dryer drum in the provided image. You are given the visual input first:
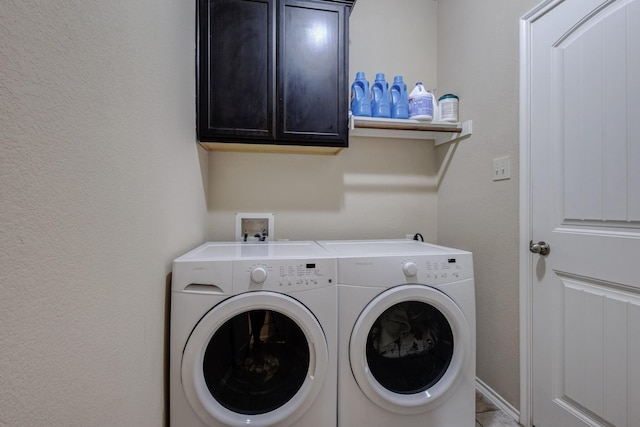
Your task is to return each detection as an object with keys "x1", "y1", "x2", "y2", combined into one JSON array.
[
  {"x1": 366, "y1": 301, "x2": 453, "y2": 394},
  {"x1": 203, "y1": 309, "x2": 310, "y2": 414}
]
